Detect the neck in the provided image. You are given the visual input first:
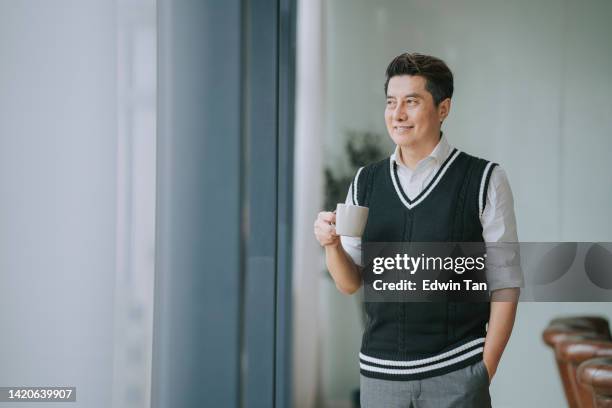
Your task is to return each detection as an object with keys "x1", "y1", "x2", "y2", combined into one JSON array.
[{"x1": 398, "y1": 131, "x2": 442, "y2": 169}]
